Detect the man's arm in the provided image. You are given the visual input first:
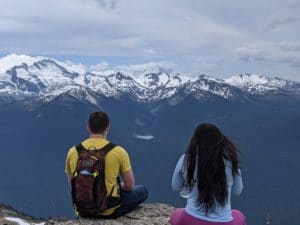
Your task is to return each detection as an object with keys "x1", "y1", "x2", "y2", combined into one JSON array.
[
  {"x1": 67, "y1": 173, "x2": 73, "y2": 185},
  {"x1": 117, "y1": 146, "x2": 135, "y2": 191},
  {"x1": 120, "y1": 170, "x2": 135, "y2": 191},
  {"x1": 65, "y1": 147, "x2": 76, "y2": 185}
]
